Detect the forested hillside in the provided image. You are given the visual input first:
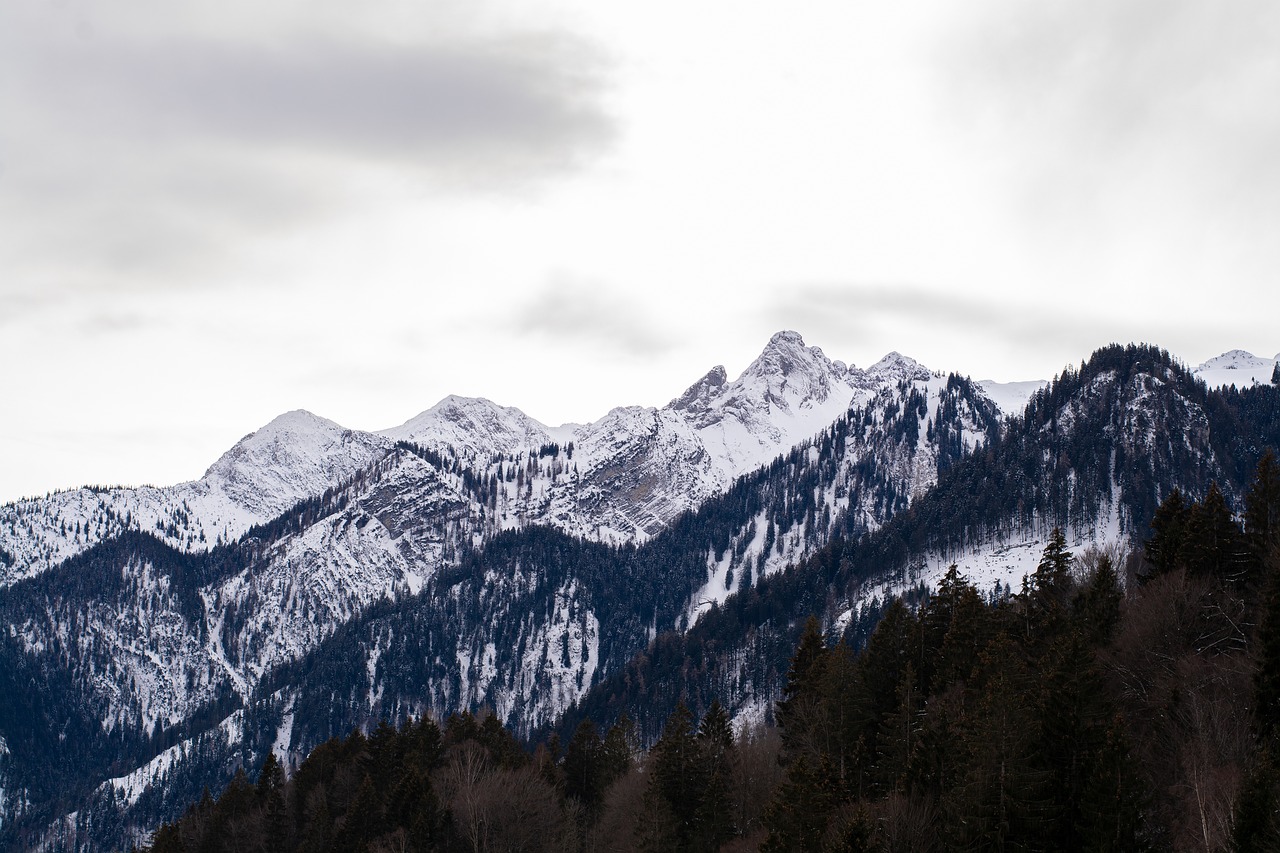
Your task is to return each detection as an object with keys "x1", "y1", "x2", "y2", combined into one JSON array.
[{"x1": 139, "y1": 451, "x2": 1280, "y2": 852}]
